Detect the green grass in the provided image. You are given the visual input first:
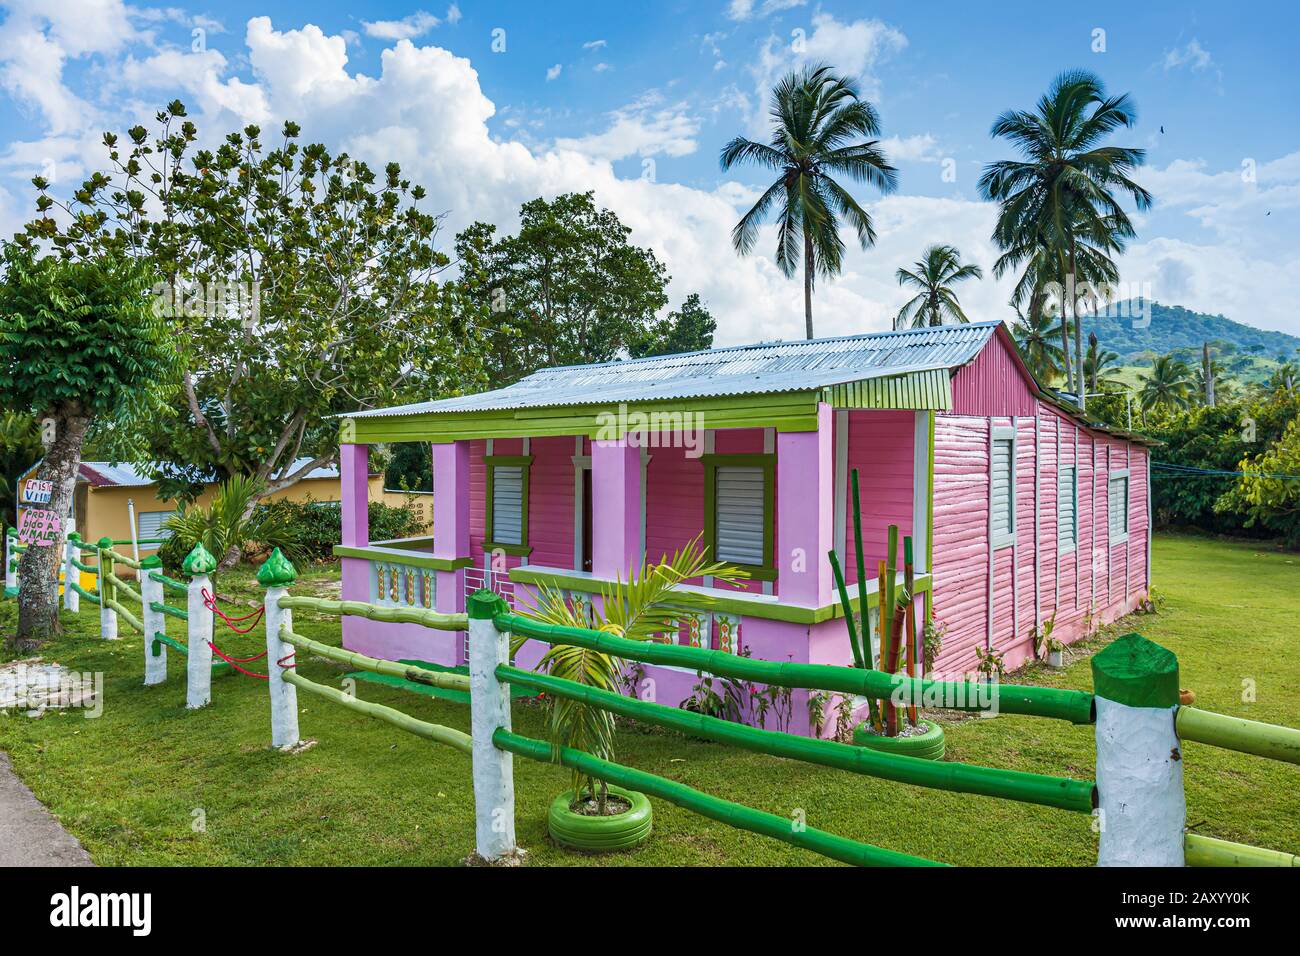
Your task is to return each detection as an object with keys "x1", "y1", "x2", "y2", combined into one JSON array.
[{"x1": 1, "y1": 533, "x2": 1297, "y2": 866}]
